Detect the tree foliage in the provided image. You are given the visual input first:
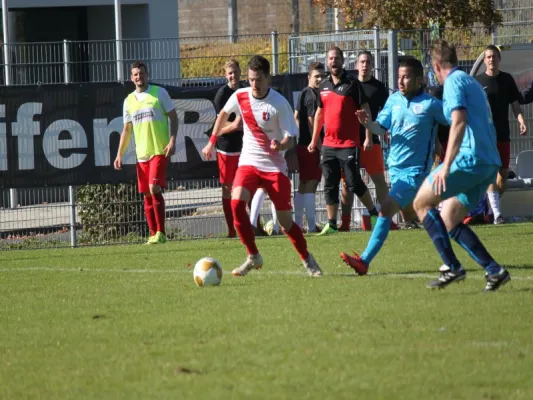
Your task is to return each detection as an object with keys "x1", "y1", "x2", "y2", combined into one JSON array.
[{"x1": 312, "y1": 0, "x2": 502, "y2": 29}]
